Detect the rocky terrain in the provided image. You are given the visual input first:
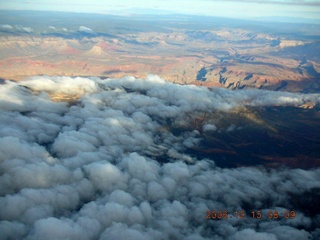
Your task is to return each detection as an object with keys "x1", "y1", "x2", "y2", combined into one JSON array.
[
  {"x1": 1, "y1": 12, "x2": 320, "y2": 239},
  {"x1": 0, "y1": 11, "x2": 319, "y2": 93}
]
